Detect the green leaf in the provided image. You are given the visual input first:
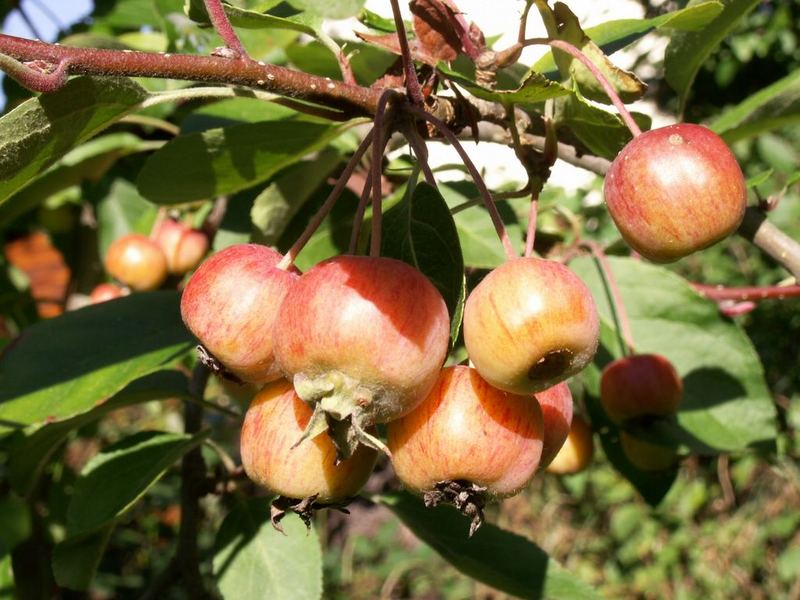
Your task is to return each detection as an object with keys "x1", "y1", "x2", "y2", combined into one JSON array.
[
  {"x1": 285, "y1": 40, "x2": 396, "y2": 85},
  {"x1": 52, "y1": 526, "x2": 114, "y2": 591},
  {"x1": 251, "y1": 148, "x2": 342, "y2": 245},
  {"x1": 213, "y1": 498, "x2": 323, "y2": 600},
  {"x1": 379, "y1": 491, "x2": 601, "y2": 600},
  {"x1": 287, "y1": 0, "x2": 365, "y2": 20},
  {"x1": 746, "y1": 169, "x2": 774, "y2": 189},
  {"x1": 96, "y1": 178, "x2": 160, "y2": 257},
  {"x1": 571, "y1": 256, "x2": 777, "y2": 453},
  {"x1": 665, "y1": 0, "x2": 762, "y2": 114},
  {"x1": 7, "y1": 371, "x2": 189, "y2": 498},
  {"x1": 0, "y1": 292, "x2": 193, "y2": 435},
  {"x1": 0, "y1": 493, "x2": 31, "y2": 555},
  {"x1": 533, "y1": 2, "x2": 724, "y2": 75},
  {"x1": 137, "y1": 120, "x2": 348, "y2": 203},
  {"x1": 380, "y1": 182, "x2": 466, "y2": 343},
  {"x1": 438, "y1": 181, "x2": 523, "y2": 269},
  {"x1": 438, "y1": 63, "x2": 571, "y2": 106},
  {"x1": 186, "y1": 0, "x2": 319, "y2": 35},
  {"x1": 65, "y1": 430, "x2": 207, "y2": 538},
  {"x1": 0, "y1": 132, "x2": 156, "y2": 227},
  {"x1": 358, "y1": 7, "x2": 402, "y2": 32},
  {"x1": 0, "y1": 77, "x2": 148, "y2": 206},
  {"x1": 711, "y1": 70, "x2": 800, "y2": 142},
  {"x1": 554, "y1": 93, "x2": 651, "y2": 159},
  {"x1": 180, "y1": 97, "x2": 302, "y2": 134}
]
